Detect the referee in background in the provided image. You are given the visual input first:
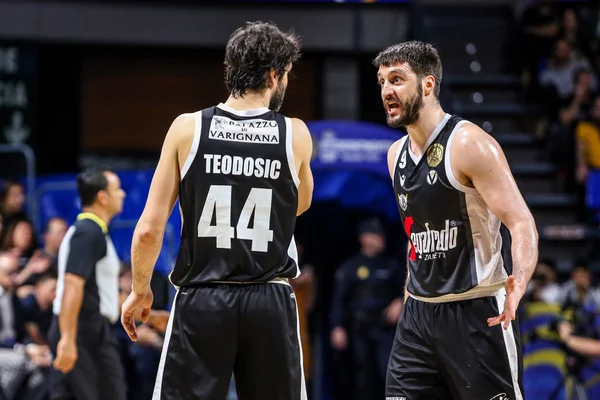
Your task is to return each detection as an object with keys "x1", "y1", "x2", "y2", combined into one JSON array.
[{"x1": 48, "y1": 168, "x2": 127, "y2": 400}]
